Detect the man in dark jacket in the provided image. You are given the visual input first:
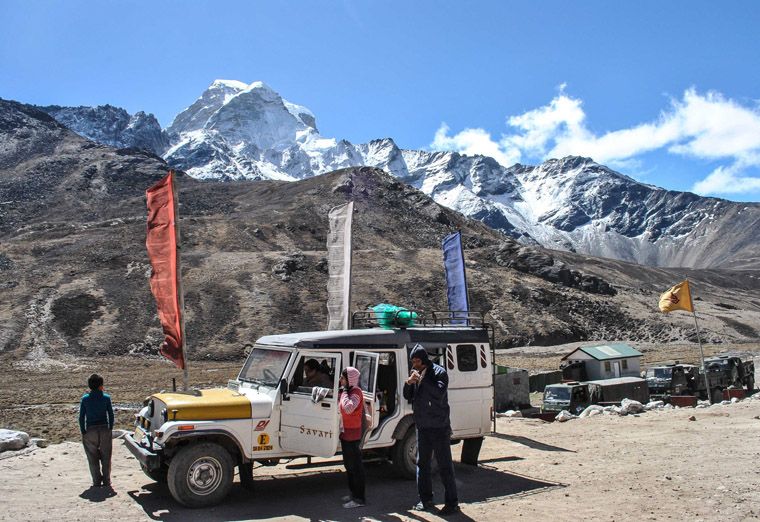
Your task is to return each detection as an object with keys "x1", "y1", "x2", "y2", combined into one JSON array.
[
  {"x1": 403, "y1": 344, "x2": 459, "y2": 515},
  {"x1": 79, "y1": 373, "x2": 114, "y2": 488}
]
